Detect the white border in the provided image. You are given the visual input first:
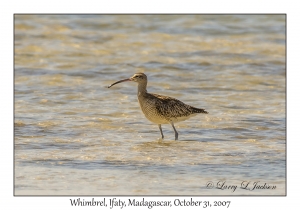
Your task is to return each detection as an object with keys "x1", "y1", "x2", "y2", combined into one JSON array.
[{"x1": 3, "y1": 0, "x2": 296, "y2": 209}]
